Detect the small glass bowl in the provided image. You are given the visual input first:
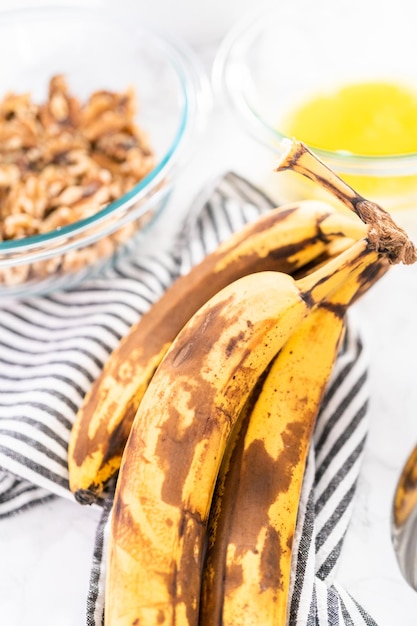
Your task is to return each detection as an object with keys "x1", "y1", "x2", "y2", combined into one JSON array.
[
  {"x1": 0, "y1": 5, "x2": 211, "y2": 299},
  {"x1": 213, "y1": 0, "x2": 417, "y2": 214}
]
